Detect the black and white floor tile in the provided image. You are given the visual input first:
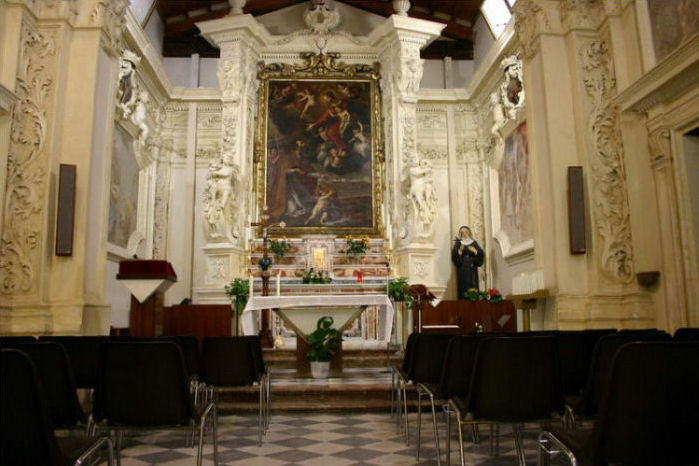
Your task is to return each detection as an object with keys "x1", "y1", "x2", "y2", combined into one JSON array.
[{"x1": 103, "y1": 412, "x2": 564, "y2": 465}]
